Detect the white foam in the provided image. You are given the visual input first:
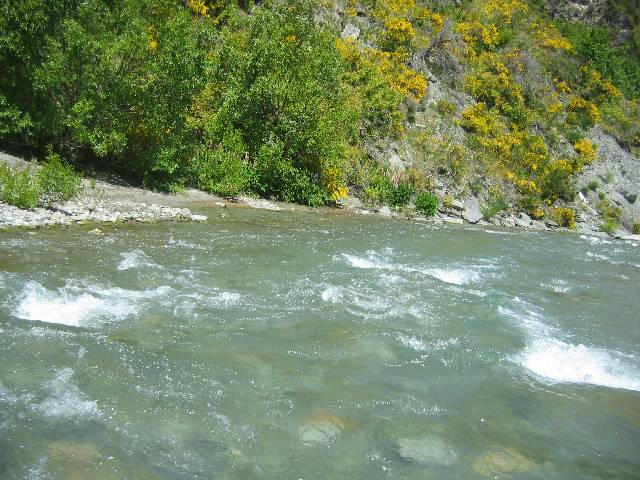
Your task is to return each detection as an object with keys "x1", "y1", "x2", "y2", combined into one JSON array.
[
  {"x1": 321, "y1": 286, "x2": 343, "y2": 303},
  {"x1": 424, "y1": 268, "x2": 479, "y2": 285},
  {"x1": 499, "y1": 303, "x2": 640, "y2": 391},
  {"x1": 319, "y1": 284, "x2": 407, "y2": 318},
  {"x1": 399, "y1": 335, "x2": 460, "y2": 352},
  {"x1": 517, "y1": 338, "x2": 640, "y2": 391},
  {"x1": 36, "y1": 368, "x2": 101, "y2": 420},
  {"x1": 15, "y1": 282, "x2": 112, "y2": 327},
  {"x1": 586, "y1": 251, "x2": 611, "y2": 261},
  {"x1": 13, "y1": 281, "x2": 170, "y2": 327},
  {"x1": 340, "y1": 252, "x2": 480, "y2": 285},
  {"x1": 580, "y1": 235, "x2": 612, "y2": 245},
  {"x1": 542, "y1": 279, "x2": 571, "y2": 293},
  {"x1": 399, "y1": 335, "x2": 427, "y2": 351},
  {"x1": 117, "y1": 249, "x2": 158, "y2": 271}
]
